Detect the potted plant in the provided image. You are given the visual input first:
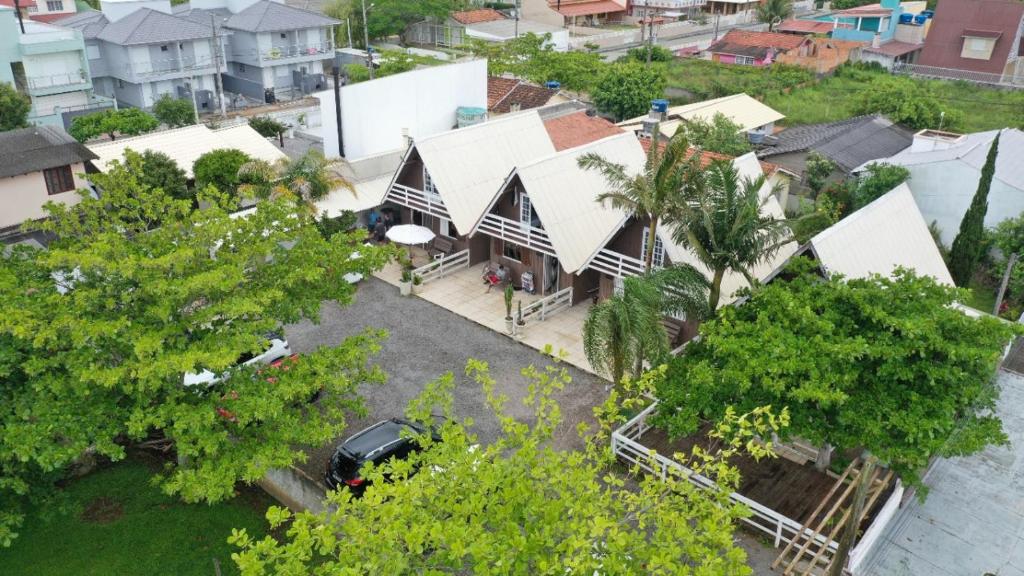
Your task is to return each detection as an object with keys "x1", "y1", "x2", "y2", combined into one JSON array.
[
  {"x1": 516, "y1": 300, "x2": 525, "y2": 336},
  {"x1": 399, "y1": 266, "x2": 413, "y2": 296},
  {"x1": 504, "y1": 283, "x2": 514, "y2": 334},
  {"x1": 412, "y1": 274, "x2": 423, "y2": 293}
]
